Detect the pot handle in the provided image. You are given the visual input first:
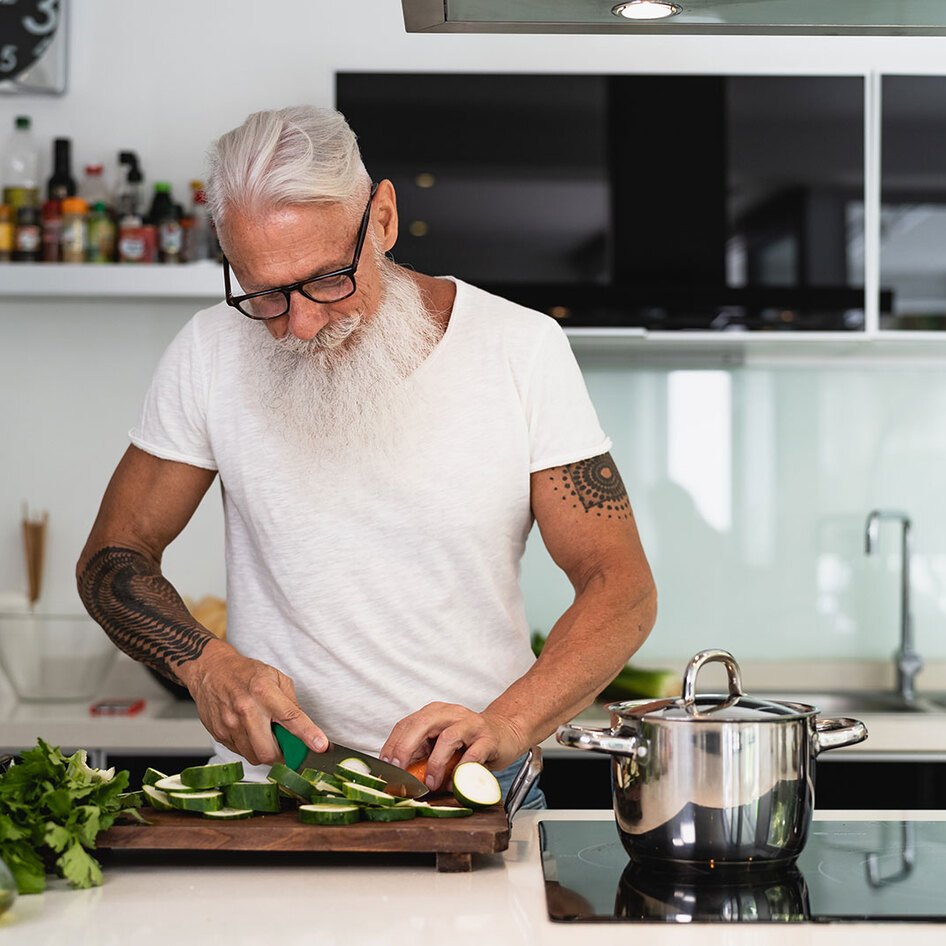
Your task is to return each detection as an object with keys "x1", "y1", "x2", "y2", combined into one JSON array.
[
  {"x1": 556, "y1": 723, "x2": 645, "y2": 758},
  {"x1": 682, "y1": 648, "x2": 746, "y2": 712},
  {"x1": 812, "y1": 716, "x2": 868, "y2": 755}
]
